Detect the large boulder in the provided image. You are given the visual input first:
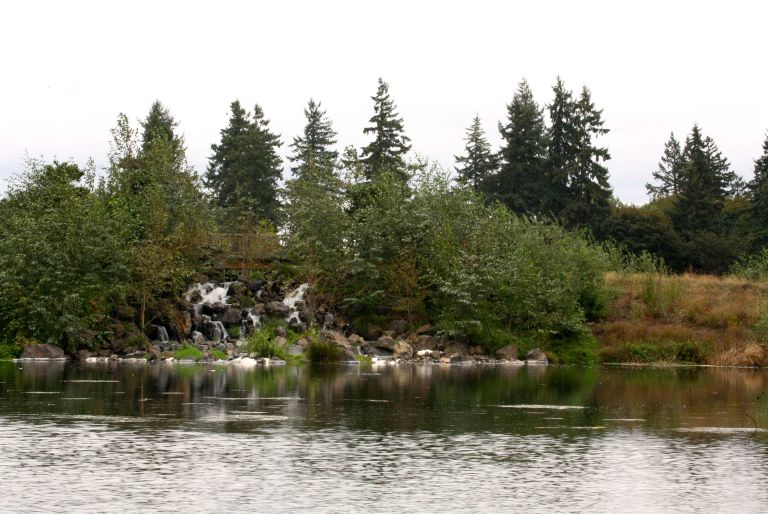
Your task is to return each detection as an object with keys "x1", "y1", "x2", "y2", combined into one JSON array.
[
  {"x1": 227, "y1": 281, "x2": 246, "y2": 297},
  {"x1": 415, "y1": 324, "x2": 435, "y2": 335},
  {"x1": 20, "y1": 344, "x2": 65, "y2": 359},
  {"x1": 393, "y1": 340, "x2": 413, "y2": 359},
  {"x1": 495, "y1": 344, "x2": 518, "y2": 361},
  {"x1": 526, "y1": 348, "x2": 549, "y2": 364},
  {"x1": 265, "y1": 301, "x2": 289, "y2": 318},
  {"x1": 202, "y1": 301, "x2": 228, "y2": 315},
  {"x1": 413, "y1": 335, "x2": 438, "y2": 351},
  {"x1": 376, "y1": 335, "x2": 396, "y2": 351},
  {"x1": 219, "y1": 307, "x2": 242, "y2": 326},
  {"x1": 320, "y1": 330, "x2": 352, "y2": 349}
]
